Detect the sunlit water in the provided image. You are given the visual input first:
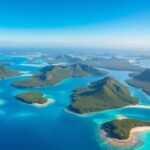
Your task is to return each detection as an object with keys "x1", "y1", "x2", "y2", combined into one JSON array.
[
  {"x1": 0, "y1": 55, "x2": 150, "y2": 150},
  {"x1": 136, "y1": 59, "x2": 150, "y2": 69}
]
